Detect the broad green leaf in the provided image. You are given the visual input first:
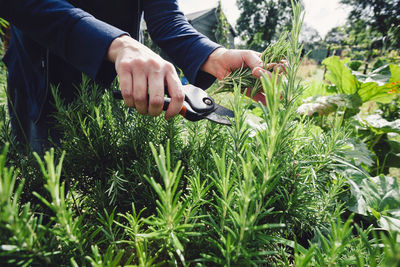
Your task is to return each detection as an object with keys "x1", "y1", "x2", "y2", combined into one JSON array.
[
  {"x1": 360, "y1": 114, "x2": 400, "y2": 134},
  {"x1": 347, "y1": 175, "x2": 400, "y2": 231},
  {"x1": 389, "y1": 64, "x2": 400, "y2": 84},
  {"x1": 358, "y1": 82, "x2": 394, "y2": 103},
  {"x1": 369, "y1": 207, "x2": 381, "y2": 220},
  {"x1": 353, "y1": 64, "x2": 391, "y2": 86},
  {"x1": 347, "y1": 178, "x2": 368, "y2": 215},
  {"x1": 384, "y1": 139, "x2": 400, "y2": 168},
  {"x1": 380, "y1": 215, "x2": 400, "y2": 233},
  {"x1": 341, "y1": 139, "x2": 374, "y2": 167},
  {"x1": 297, "y1": 94, "x2": 362, "y2": 117},
  {"x1": 322, "y1": 56, "x2": 359, "y2": 94}
]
